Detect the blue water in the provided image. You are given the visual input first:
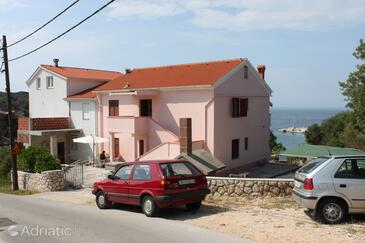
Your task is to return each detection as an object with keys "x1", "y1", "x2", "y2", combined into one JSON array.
[{"x1": 271, "y1": 108, "x2": 345, "y2": 149}]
